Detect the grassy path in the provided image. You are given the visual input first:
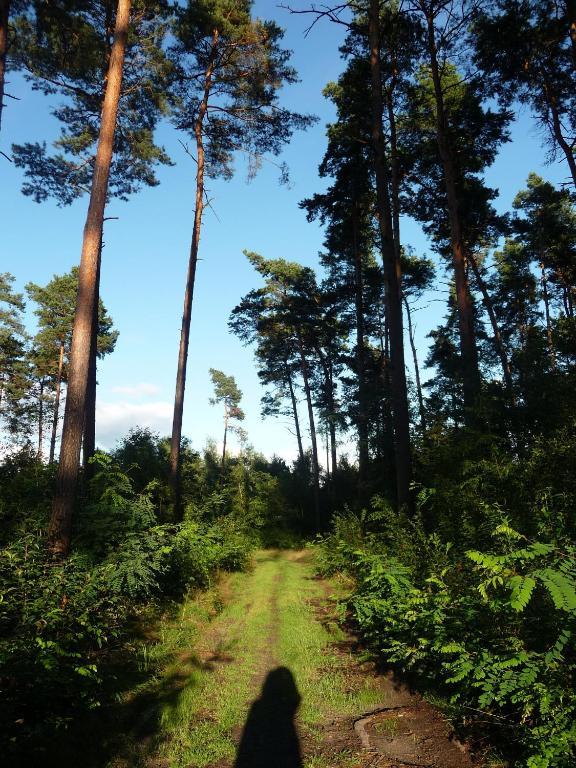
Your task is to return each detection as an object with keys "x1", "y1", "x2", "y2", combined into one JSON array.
[
  {"x1": 150, "y1": 549, "x2": 384, "y2": 768},
  {"x1": 93, "y1": 549, "x2": 476, "y2": 768}
]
